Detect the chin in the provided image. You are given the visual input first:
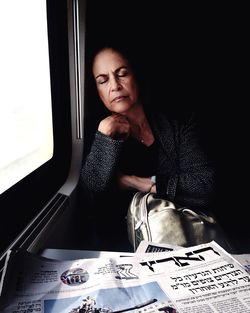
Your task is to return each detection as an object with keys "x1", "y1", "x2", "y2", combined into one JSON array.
[{"x1": 112, "y1": 101, "x2": 135, "y2": 114}]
